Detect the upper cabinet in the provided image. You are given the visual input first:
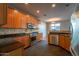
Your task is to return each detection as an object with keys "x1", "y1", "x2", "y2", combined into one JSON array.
[
  {"x1": 2, "y1": 8, "x2": 26, "y2": 28},
  {"x1": 0, "y1": 4, "x2": 7, "y2": 26},
  {"x1": 1, "y1": 6, "x2": 40, "y2": 28}
]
